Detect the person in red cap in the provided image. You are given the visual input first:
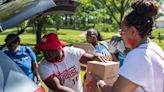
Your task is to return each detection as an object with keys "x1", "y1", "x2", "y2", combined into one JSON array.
[{"x1": 35, "y1": 33, "x2": 106, "y2": 92}]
